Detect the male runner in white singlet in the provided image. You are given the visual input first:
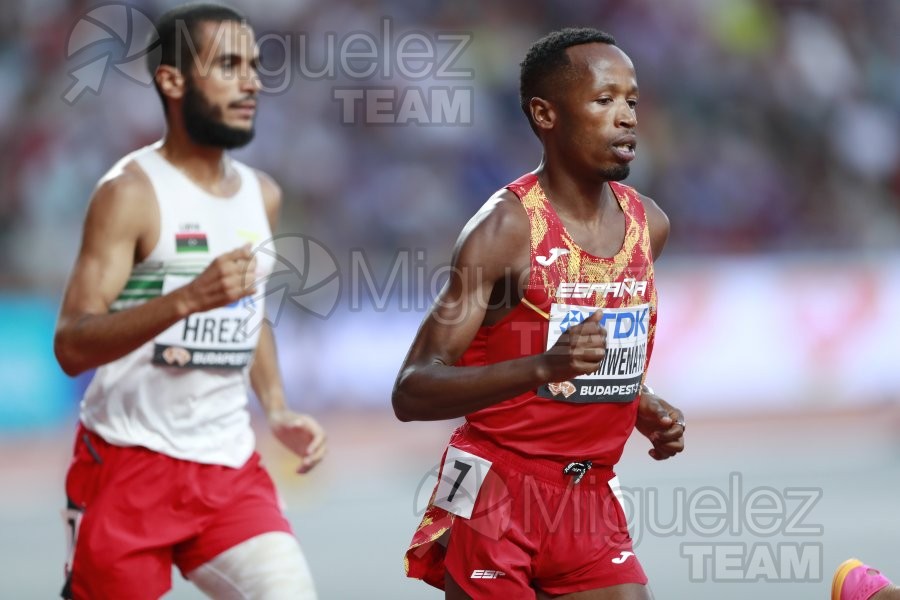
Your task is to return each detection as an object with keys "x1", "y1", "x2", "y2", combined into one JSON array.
[{"x1": 53, "y1": 4, "x2": 323, "y2": 598}]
